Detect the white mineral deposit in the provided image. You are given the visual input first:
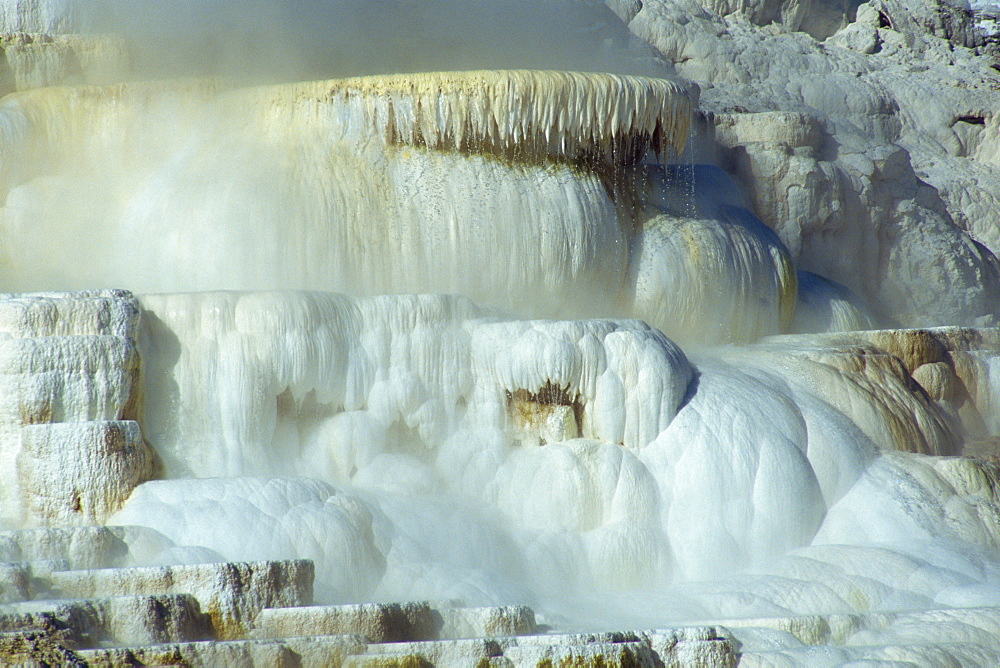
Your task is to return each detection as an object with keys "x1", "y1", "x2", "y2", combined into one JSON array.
[{"x1": 2, "y1": 0, "x2": 1000, "y2": 666}]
